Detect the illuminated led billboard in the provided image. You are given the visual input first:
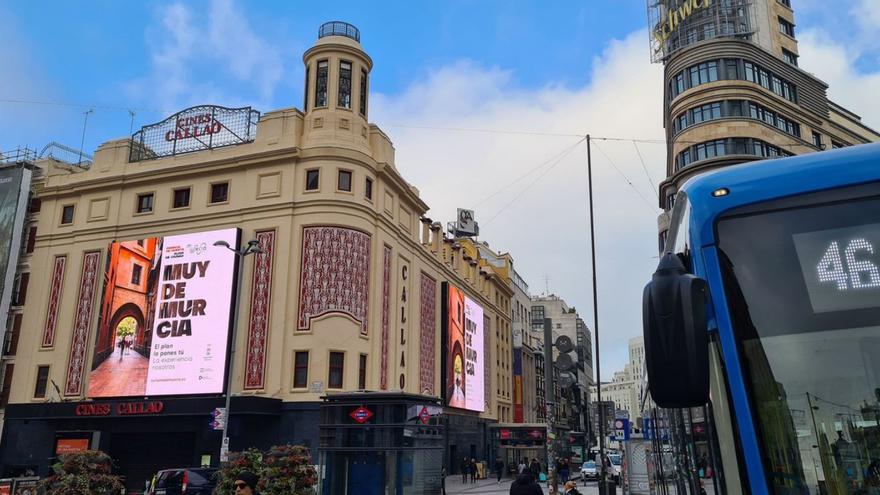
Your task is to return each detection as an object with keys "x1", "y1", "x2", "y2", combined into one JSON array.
[
  {"x1": 444, "y1": 283, "x2": 485, "y2": 412},
  {"x1": 87, "y1": 228, "x2": 239, "y2": 398}
]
